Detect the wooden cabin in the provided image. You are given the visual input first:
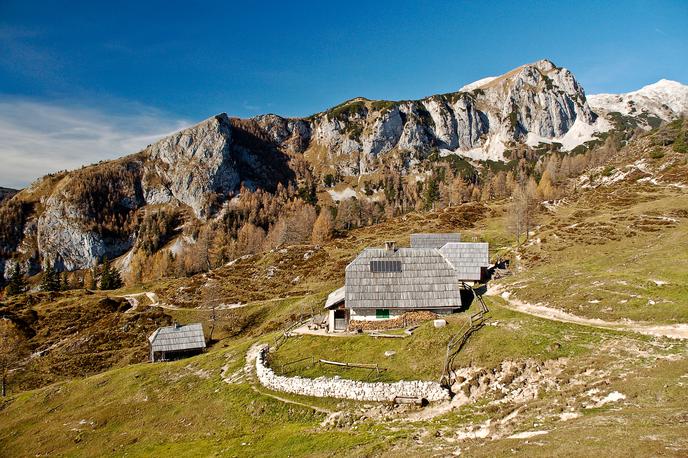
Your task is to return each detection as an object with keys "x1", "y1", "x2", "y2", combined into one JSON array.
[
  {"x1": 148, "y1": 323, "x2": 206, "y2": 362},
  {"x1": 324, "y1": 234, "x2": 489, "y2": 332}
]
